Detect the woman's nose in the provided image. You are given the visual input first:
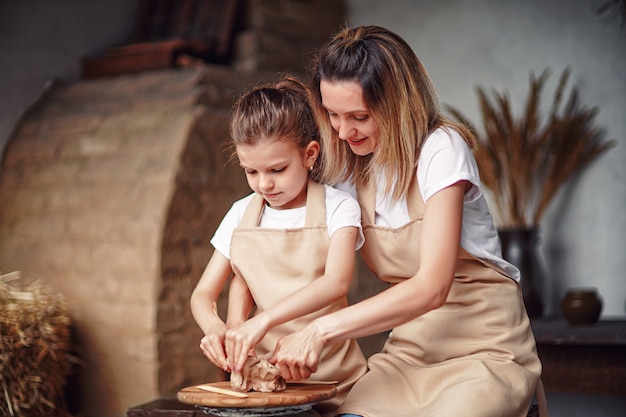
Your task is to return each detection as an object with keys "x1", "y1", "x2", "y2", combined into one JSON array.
[{"x1": 337, "y1": 119, "x2": 356, "y2": 141}]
